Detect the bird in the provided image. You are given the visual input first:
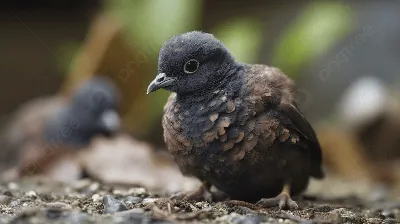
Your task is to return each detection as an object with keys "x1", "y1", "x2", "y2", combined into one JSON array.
[
  {"x1": 147, "y1": 31, "x2": 324, "y2": 210},
  {"x1": 0, "y1": 76, "x2": 121, "y2": 182},
  {"x1": 335, "y1": 76, "x2": 400, "y2": 197},
  {"x1": 43, "y1": 76, "x2": 121, "y2": 146}
]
